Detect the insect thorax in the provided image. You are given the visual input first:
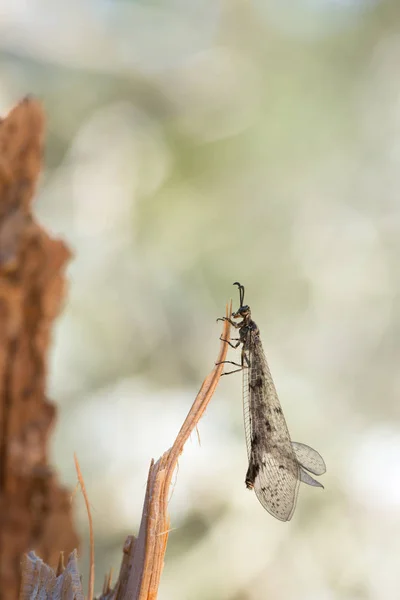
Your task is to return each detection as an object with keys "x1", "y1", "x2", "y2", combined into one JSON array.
[{"x1": 240, "y1": 319, "x2": 260, "y2": 347}]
